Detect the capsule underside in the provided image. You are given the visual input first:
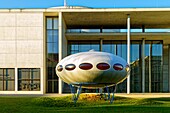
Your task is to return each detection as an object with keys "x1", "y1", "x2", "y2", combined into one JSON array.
[{"x1": 56, "y1": 51, "x2": 130, "y2": 88}]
